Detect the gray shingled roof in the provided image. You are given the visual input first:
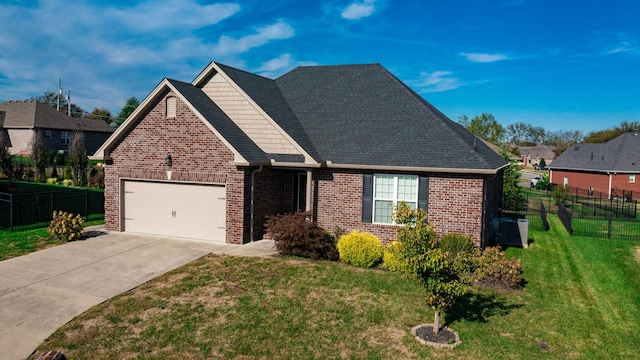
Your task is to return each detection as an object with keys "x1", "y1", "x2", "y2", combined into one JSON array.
[
  {"x1": 273, "y1": 64, "x2": 506, "y2": 170},
  {"x1": 550, "y1": 132, "x2": 640, "y2": 173},
  {"x1": 0, "y1": 100, "x2": 115, "y2": 133}
]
